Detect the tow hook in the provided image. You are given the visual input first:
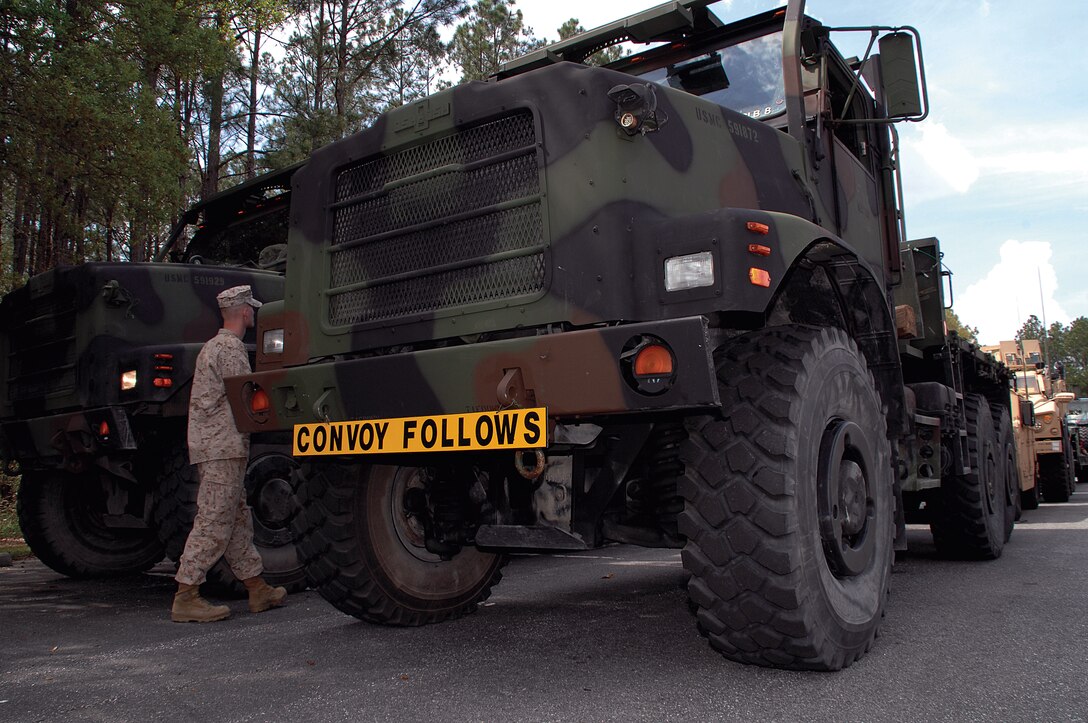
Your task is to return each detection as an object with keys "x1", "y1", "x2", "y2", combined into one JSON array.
[{"x1": 514, "y1": 450, "x2": 547, "y2": 480}]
